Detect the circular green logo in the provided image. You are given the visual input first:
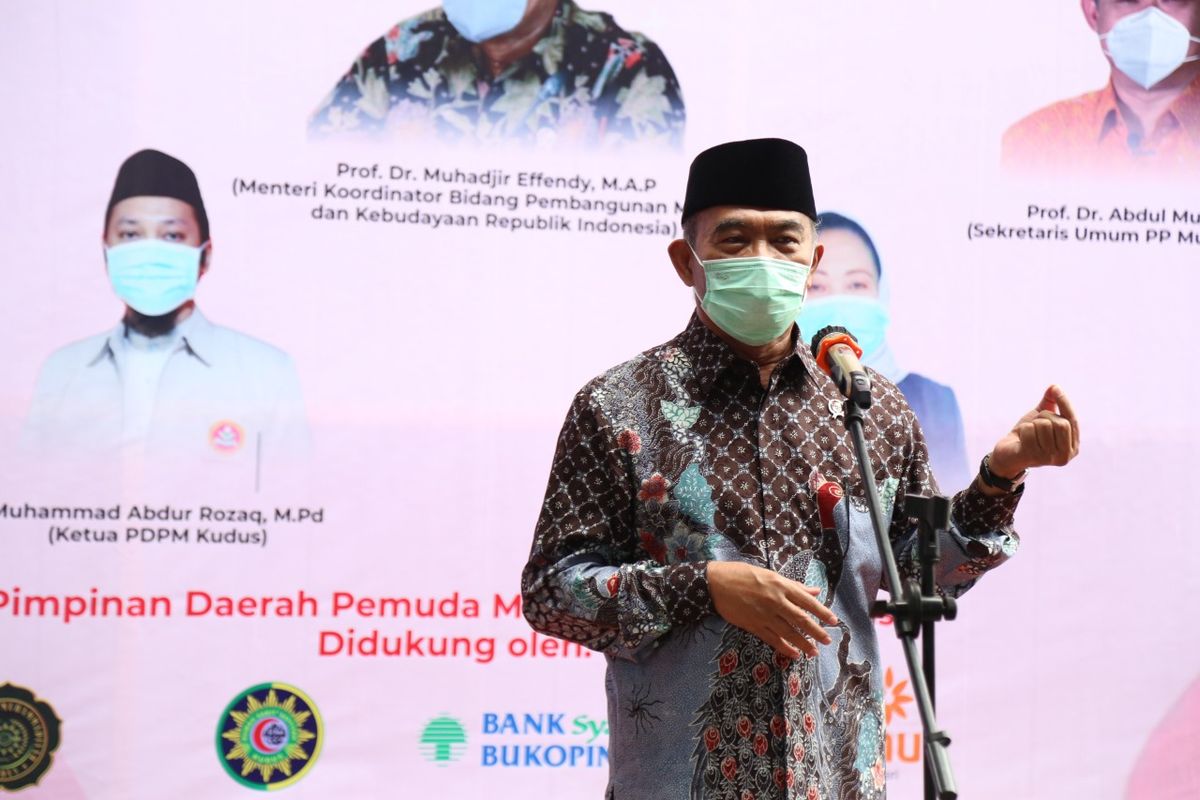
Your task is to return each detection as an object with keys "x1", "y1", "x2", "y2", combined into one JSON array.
[
  {"x1": 420, "y1": 716, "x2": 467, "y2": 764},
  {"x1": 216, "y1": 683, "x2": 322, "y2": 791}
]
